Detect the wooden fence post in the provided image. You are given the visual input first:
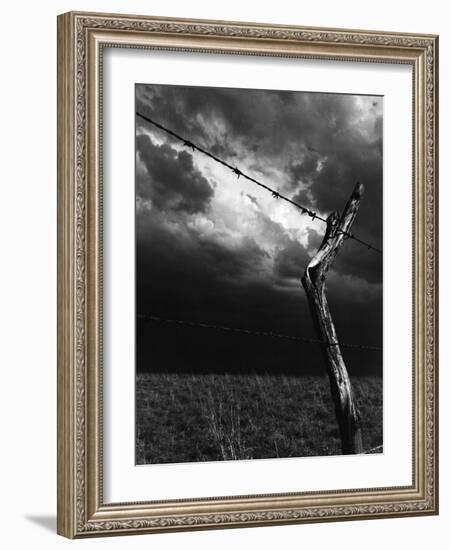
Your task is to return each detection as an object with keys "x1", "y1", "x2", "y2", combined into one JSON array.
[{"x1": 301, "y1": 182, "x2": 364, "y2": 454}]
